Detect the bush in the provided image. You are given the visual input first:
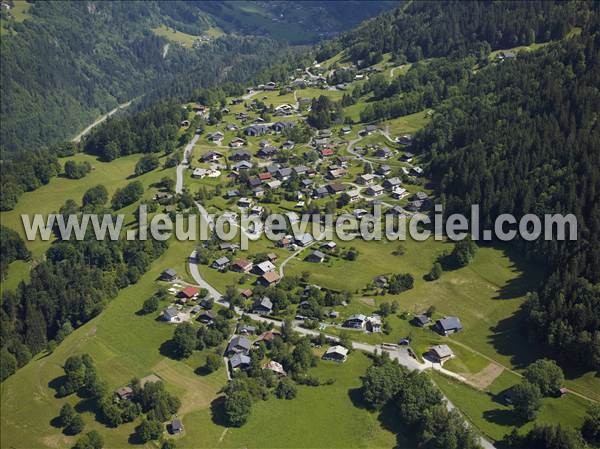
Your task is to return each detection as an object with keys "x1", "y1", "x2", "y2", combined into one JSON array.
[
  {"x1": 275, "y1": 378, "x2": 297, "y2": 399},
  {"x1": 204, "y1": 353, "x2": 222, "y2": 373},
  {"x1": 64, "y1": 414, "x2": 85, "y2": 435}
]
